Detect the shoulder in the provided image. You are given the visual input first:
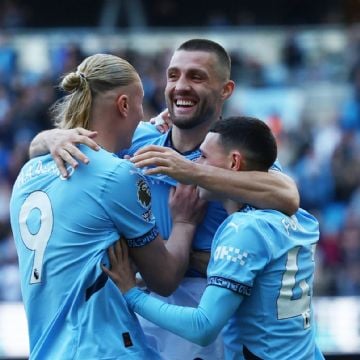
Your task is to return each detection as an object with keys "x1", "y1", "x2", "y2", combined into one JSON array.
[
  {"x1": 81, "y1": 146, "x2": 143, "y2": 184},
  {"x1": 119, "y1": 121, "x2": 168, "y2": 157}
]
